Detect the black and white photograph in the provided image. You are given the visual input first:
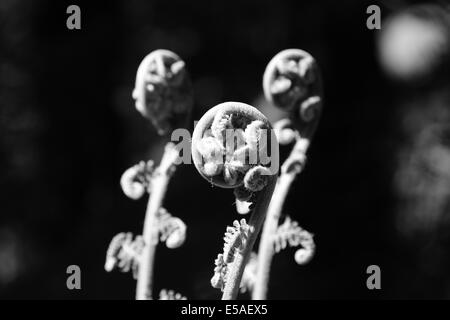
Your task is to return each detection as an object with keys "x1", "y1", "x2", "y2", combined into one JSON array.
[{"x1": 1, "y1": 0, "x2": 450, "y2": 305}]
